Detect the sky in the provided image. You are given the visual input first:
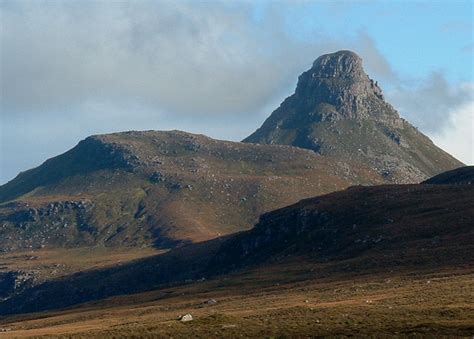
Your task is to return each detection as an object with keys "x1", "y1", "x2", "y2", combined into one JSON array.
[{"x1": 1, "y1": 0, "x2": 473, "y2": 184}]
